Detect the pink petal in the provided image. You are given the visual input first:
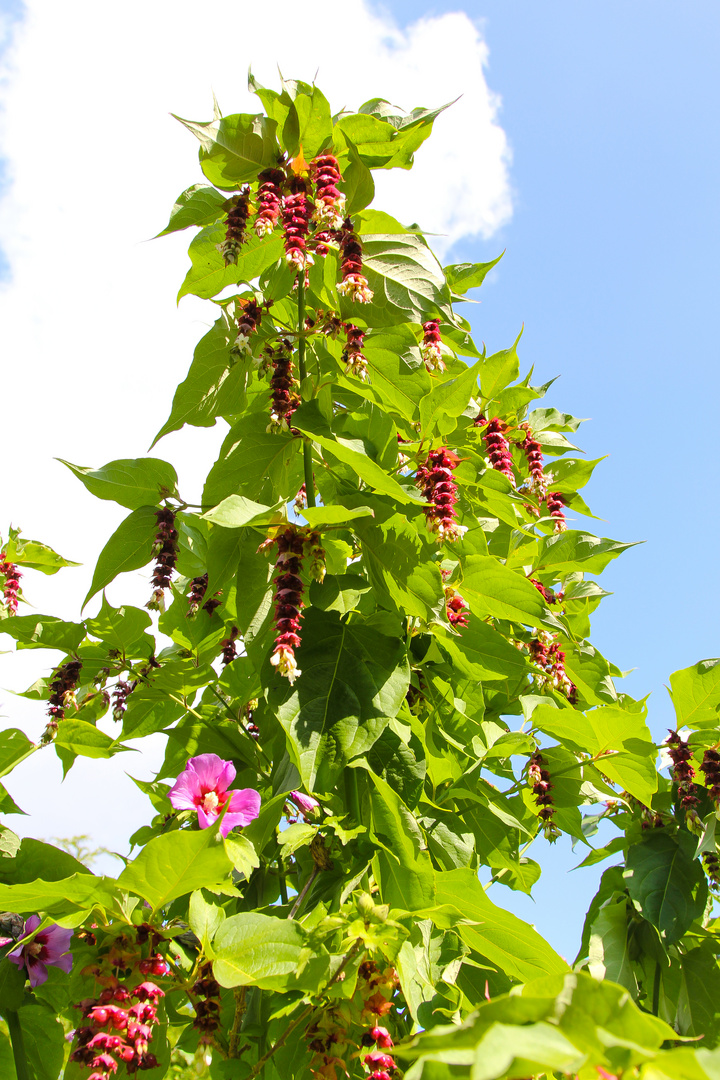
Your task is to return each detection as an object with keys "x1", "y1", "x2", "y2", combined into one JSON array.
[
  {"x1": 42, "y1": 924, "x2": 73, "y2": 962},
  {"x1": 24, "y1": 915, "x2": 40, "y2": 934},
  {"x1": 196, "y1": 804, "x2": 219, "y2": 830},
  {"x1": 188, "y1": 754, "x2": 235, "y2": 794},
  {"x1": 26, "y1": 956, "x2": 48, "y2": 987},
  {"x1": 53, "y1": 952, "x2": 73, "y2": 975},
  {"x1": 7, "y1": 945, "x2": 24, "y2": 968},
  {"x1": 220, "y1": 789, "x2": 261, "y2": 837},
  {"x1": 167, "y1": 771, "x2": 200, "y2": 811}
]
